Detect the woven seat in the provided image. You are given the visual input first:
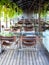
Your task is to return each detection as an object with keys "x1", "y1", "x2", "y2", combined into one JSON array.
[
  {"x1": 1, "y1": 36, "x2": 16, "y2": 42},
  {"x1": 22, "y1": 36, "x2": 36, "y2": 46},
  {"x1": 2, "y1": 41, "x2": 11, "y2": 46},
  {"x1": 1, "y1": 36, "x2": 19, "y2": 49}
]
